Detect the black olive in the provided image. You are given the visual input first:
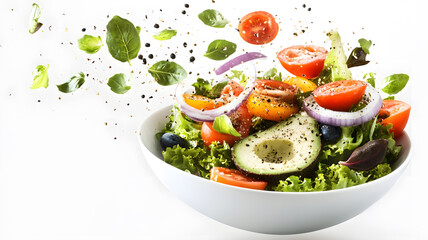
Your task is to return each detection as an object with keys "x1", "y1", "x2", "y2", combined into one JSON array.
[
  {"x1": 160, "y1": 133, "x2": 188, "y2": 151},
  {"x1": 320, "y1": 124, "x2": 342, "y2": 144}
]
